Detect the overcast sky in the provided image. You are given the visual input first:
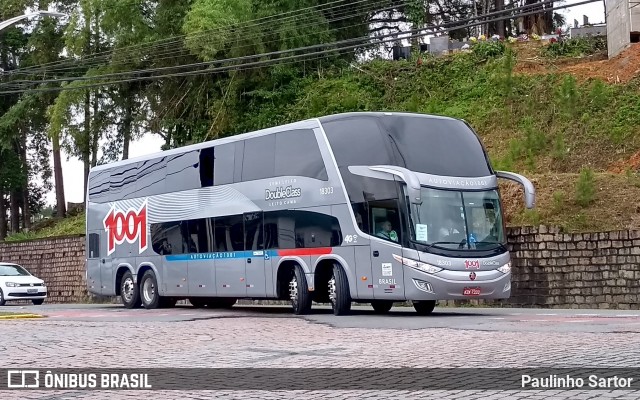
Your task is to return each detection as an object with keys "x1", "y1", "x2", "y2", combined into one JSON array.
[{"x1": 43, "y1": 1, "x2": 606, "y2": 206}]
